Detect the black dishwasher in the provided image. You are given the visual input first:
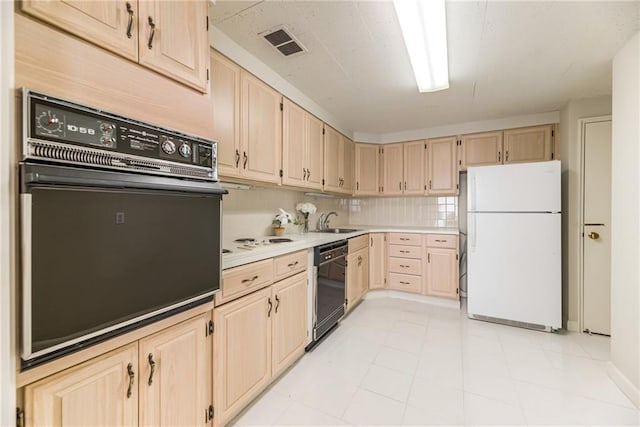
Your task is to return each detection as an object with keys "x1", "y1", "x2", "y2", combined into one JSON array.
[{"x1": 306, "y1": 240, "x2": 348, "y2": 350}]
